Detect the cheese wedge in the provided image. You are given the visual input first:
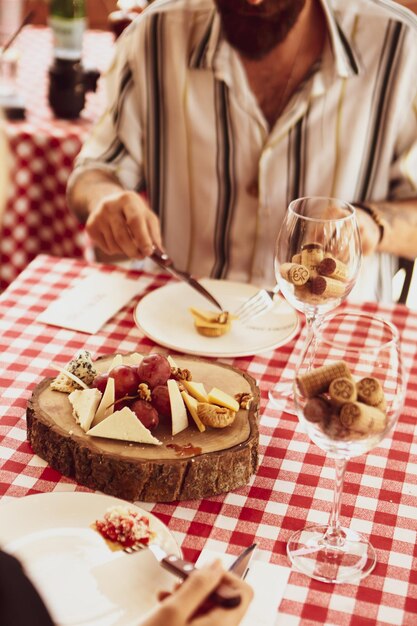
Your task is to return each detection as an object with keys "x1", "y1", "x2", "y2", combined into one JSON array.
[
  {"x1": 189, "y1": 308, "x2": 232, "y2": 337},
  {"x1": 181, "y1": 391, "x2": 206, "y2": 432},
  {"x1": 87, "y1": 407, "x2": 162, "y2": 445},
  {"x1": 91, "y1": 377, "x2": 115, "y2": 427},
  {"x1": 207, "y1": 387, "x2": 239, "y2": 412},
  {"x1": 181, "y1": 380, "x2": 208, "y2": 403},
  {"x1": 167, "y1": 355, "x2": 178, "y2": 368},
  {"x1": 109, "y1": 354, "x2": 123, "y2": 370},
  {"x1": 69, "y1": 388, "x2": 102, "y2": 432},
  {"x1": 167, "y1": 379, "x2": 188, "y2": 435}
]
